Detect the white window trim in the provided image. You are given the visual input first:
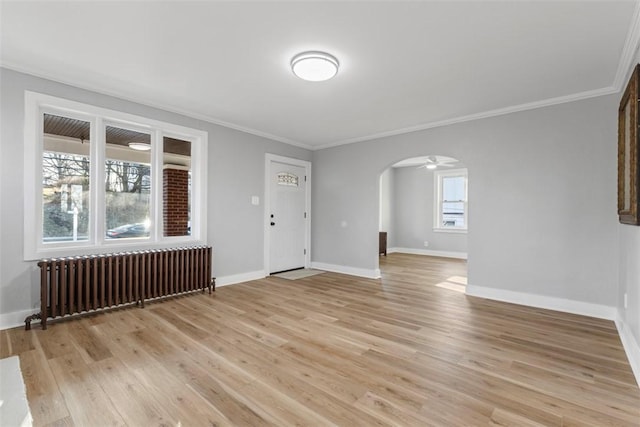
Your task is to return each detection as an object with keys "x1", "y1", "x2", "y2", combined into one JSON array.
[
  {"x1": 433, "y1": 168, "x2": 468, "y2": 233},
  {"x1": 24, "y1": 91, "x2": 208, "y2": 260}
]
